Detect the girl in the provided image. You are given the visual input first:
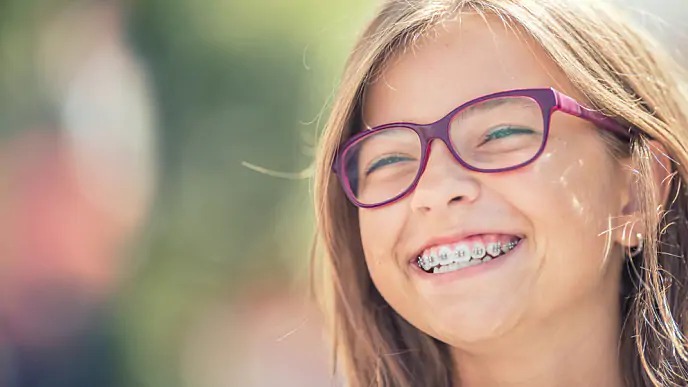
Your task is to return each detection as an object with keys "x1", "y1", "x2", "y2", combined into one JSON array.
[{"x1": 312, "y1": 1, "x2": 688, "y2": 385}]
